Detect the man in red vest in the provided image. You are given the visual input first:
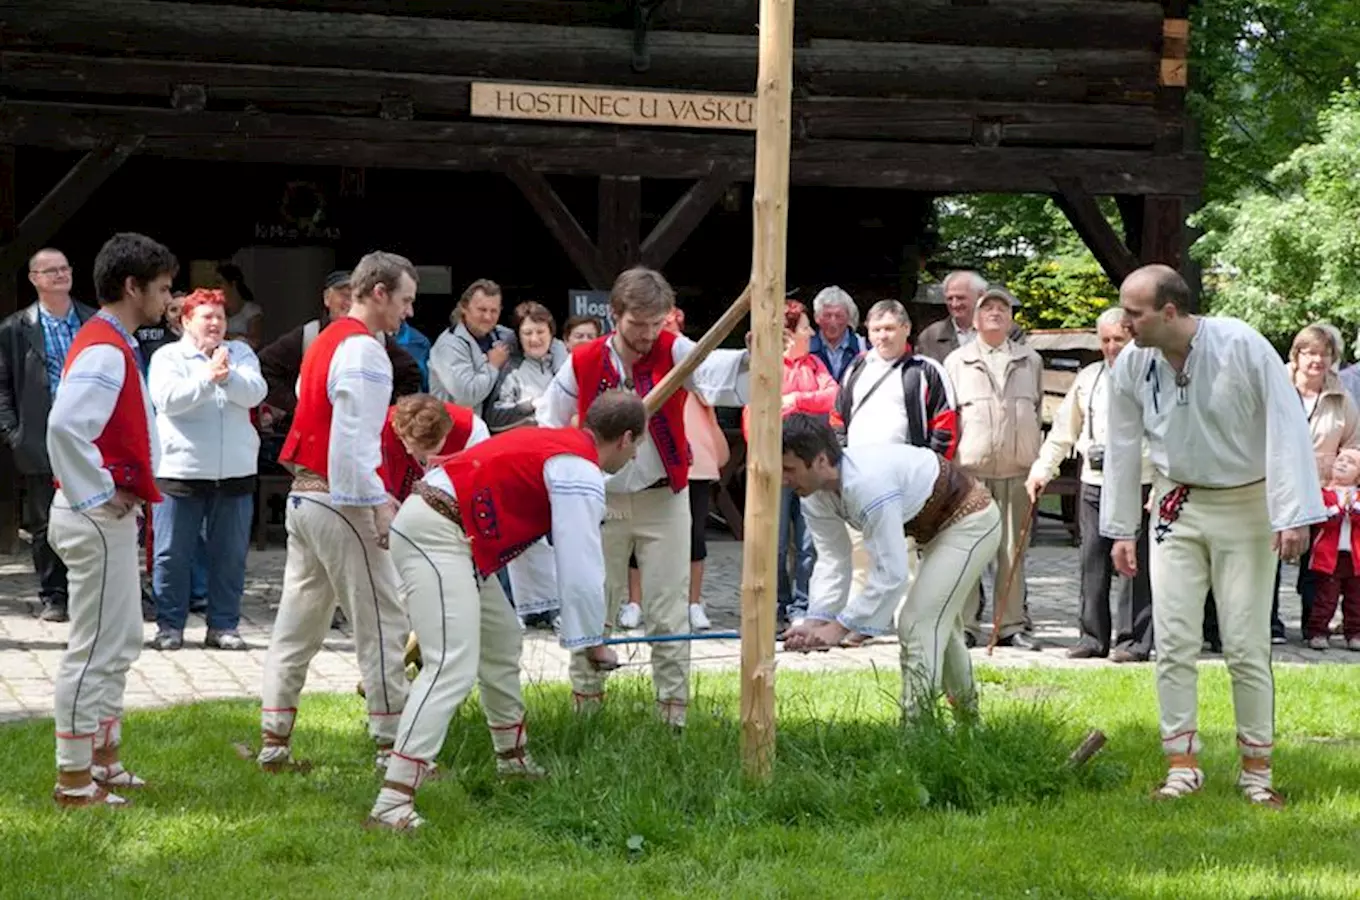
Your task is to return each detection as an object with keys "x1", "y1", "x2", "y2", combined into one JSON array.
[
  {"x1": 536, "y1": 267, "x2": 749, "y2": 727},
  {"x1": 379, "y1": 393, "x2": 487, "y2": 503},
  {"x1": 257, "y1": 250, "x2": 419, "y2": 773},
  {"x1": 46, "y1": 232, "x2": 177, "y2": 807},
  {"x1": 367, "y1": 389, "x2": 645, "y2": 831}
]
